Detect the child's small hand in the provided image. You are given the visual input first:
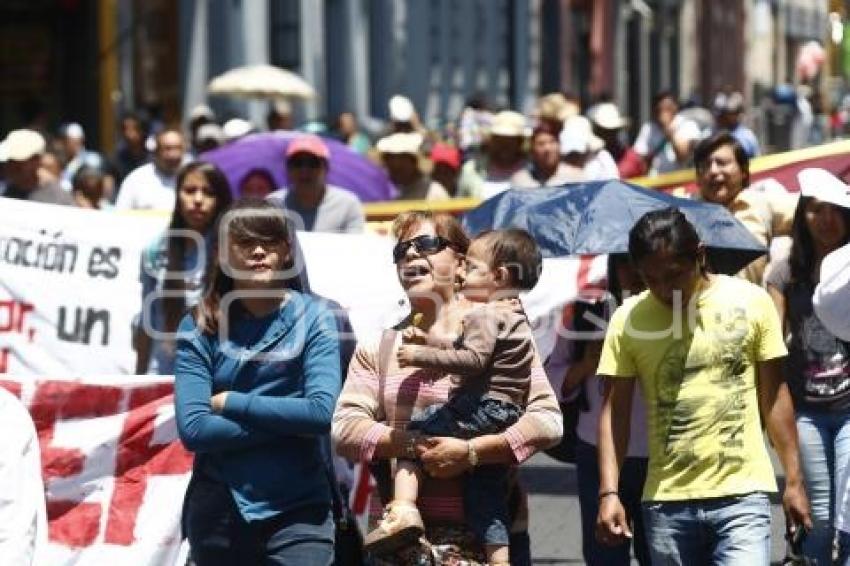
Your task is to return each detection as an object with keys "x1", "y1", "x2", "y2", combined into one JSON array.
[
  {"x1": 402, "y1": 326, "x2": 429, "y2": 345},
  {"x1": 397, "y1": 345, "x2": 419, "y2": 367}
]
